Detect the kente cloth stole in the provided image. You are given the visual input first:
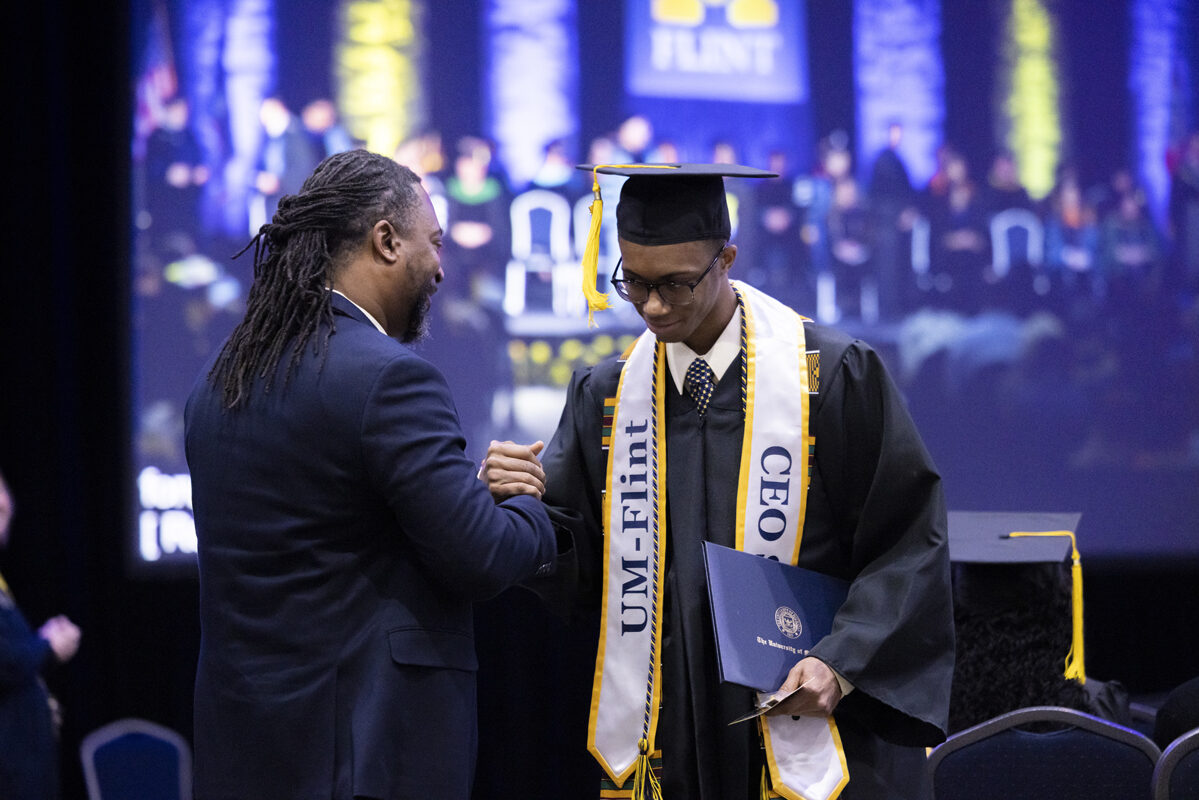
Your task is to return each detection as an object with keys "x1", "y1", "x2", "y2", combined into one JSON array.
[{"x1": 589, "y1": 281, "x2": 849, "y2": 800}]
